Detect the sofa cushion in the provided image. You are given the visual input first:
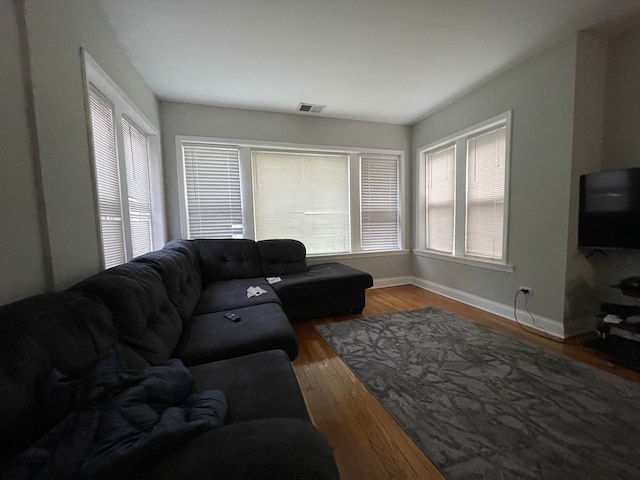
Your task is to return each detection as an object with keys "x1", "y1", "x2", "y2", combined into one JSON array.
[
  {"x1": 195, "y1": 278, "x2": 281, "y2": 315},
  {"x1": 71, "y1": 263, "x2": 182, "y2": 366},
  {"x1": 188, "y1": 350, "x2": 309, "y2": 424},
  {"x1": 257, "y1": 239, "x2": 307, "y2": 276},
  {"x1": 175, "y1": 303, "x2": 298, "y2": 365},
  {"x1": 0, "y1": 292, "x2": 119, "y2": 468},
  {"x1": 133, "y1": 248, "x2": 201, "y2": 320},
  {"x1": 138, "y1": 418, "x2": 340, "y2": 480},
  {"x1": 195, "y1": 239, "x2": 262, "y2": 283}
]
